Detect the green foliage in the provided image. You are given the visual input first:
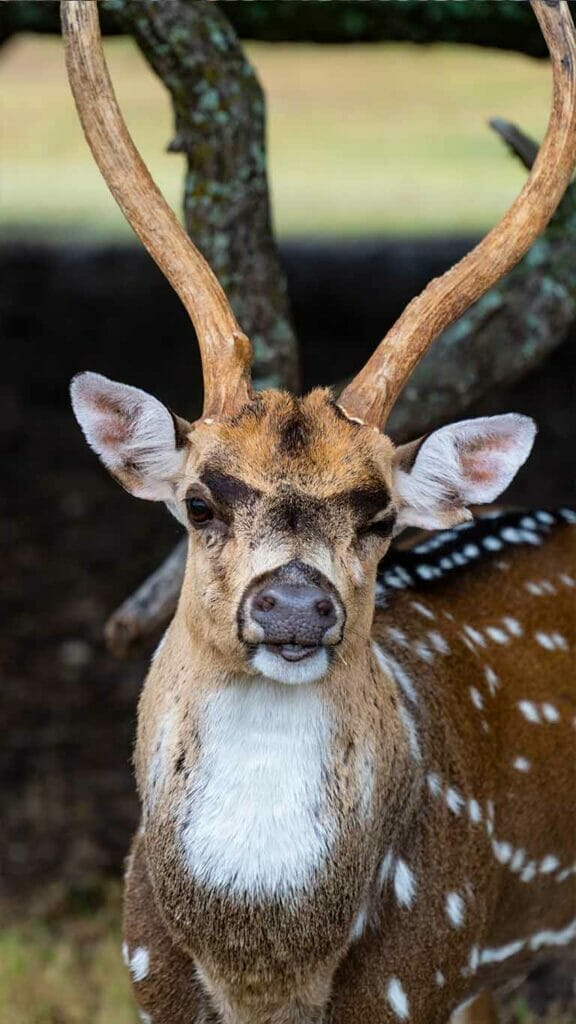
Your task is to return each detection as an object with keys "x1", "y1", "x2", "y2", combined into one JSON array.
[{"x1": 2, "y1": 0, "x2": 576, "y2": 54}]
